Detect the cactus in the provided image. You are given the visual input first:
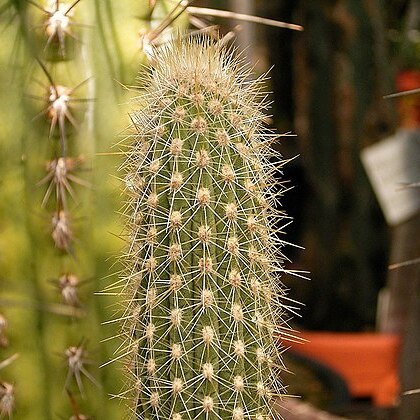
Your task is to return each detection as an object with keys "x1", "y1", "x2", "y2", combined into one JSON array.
[
  {"x1": 0, "y1": 1, "x2": 301, "y2": 417},
  {"x1": 0, "y1": 1, "x2": 189, "y2": 418},
  {"x1": 118, "y1": 35, "x2": 288, "y2": 419}
]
